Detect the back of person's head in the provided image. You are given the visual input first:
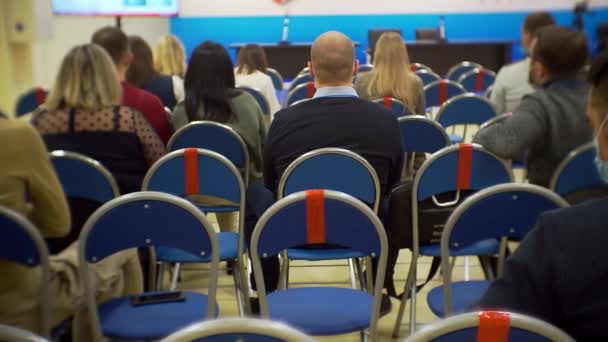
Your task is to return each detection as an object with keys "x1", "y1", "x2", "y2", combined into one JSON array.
[
  {"x1": 310, "y1": 31, "x2": 356, "y2": 86},
  {"x1": 91, "y1": 26, "x2": 130, "y2": 66},
  {"x1": 184, "y1": 41, "x2": 235, "y2": 124},
  {"x1": 126, "y1": 35, "x2": 156, "y2": 87},
  {"x1": 531, "y1": 25, "x2": 588, "y2": 78},
  {"x1": 369, "y1": 32, "x2": 415, "y2": 109},
  {"x1": 522, "y1": 12, "x2": 555, "y2": 51},
  {"x1": 45, "y1": 44, "x2": 120, "y2": 112},
  {"x1": 154, "y1": 34, "x2": 186, "y2": 78},
  {"x1": 236, "y1": 44, "x2": 268, "y2": 75}
]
